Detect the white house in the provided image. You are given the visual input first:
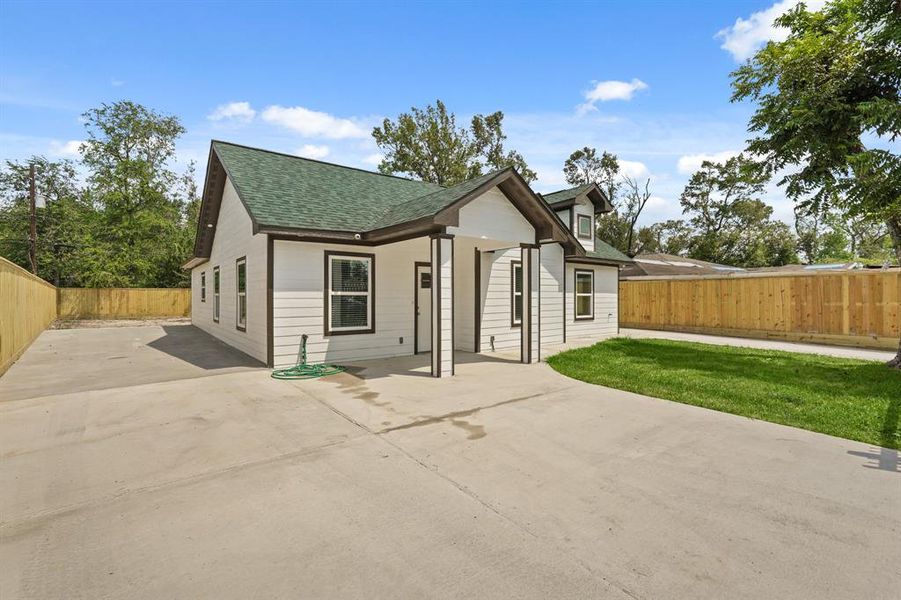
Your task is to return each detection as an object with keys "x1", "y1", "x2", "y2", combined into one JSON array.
[{"x1": 183, "y1": 141, "x2": 631, "y2": 377}]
